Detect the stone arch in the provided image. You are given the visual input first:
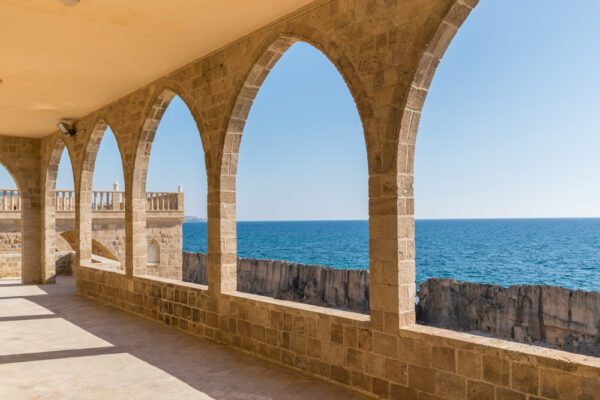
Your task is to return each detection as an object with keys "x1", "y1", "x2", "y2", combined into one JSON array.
[
  {"x1": 365, "y1": 0, "x2": 479, "y2": 329},
  {"x1": 132, "y1": 87, "x2": 205, "y2": 202},
  {"x1": 0, "y1": 158, "x2": 26, "y2": 282},
  {"x1": 211, "y1": 33, "x2": 371, "y2": 295},
  {"x1": 220, "y1": 32, "x2": 373, "y2": 179},
  {"x1": 128, "y1": 87, "x2": 205, "y2": 276},
  {"x1": 41, "y1": 136, "x2": 72, "y2": 282},
  {"x1": 395, "y1": 0, "x2": 479, "y2": 174},
  {"x1": 78, "y1": 120, "x2": 126, "y2": 265}
]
